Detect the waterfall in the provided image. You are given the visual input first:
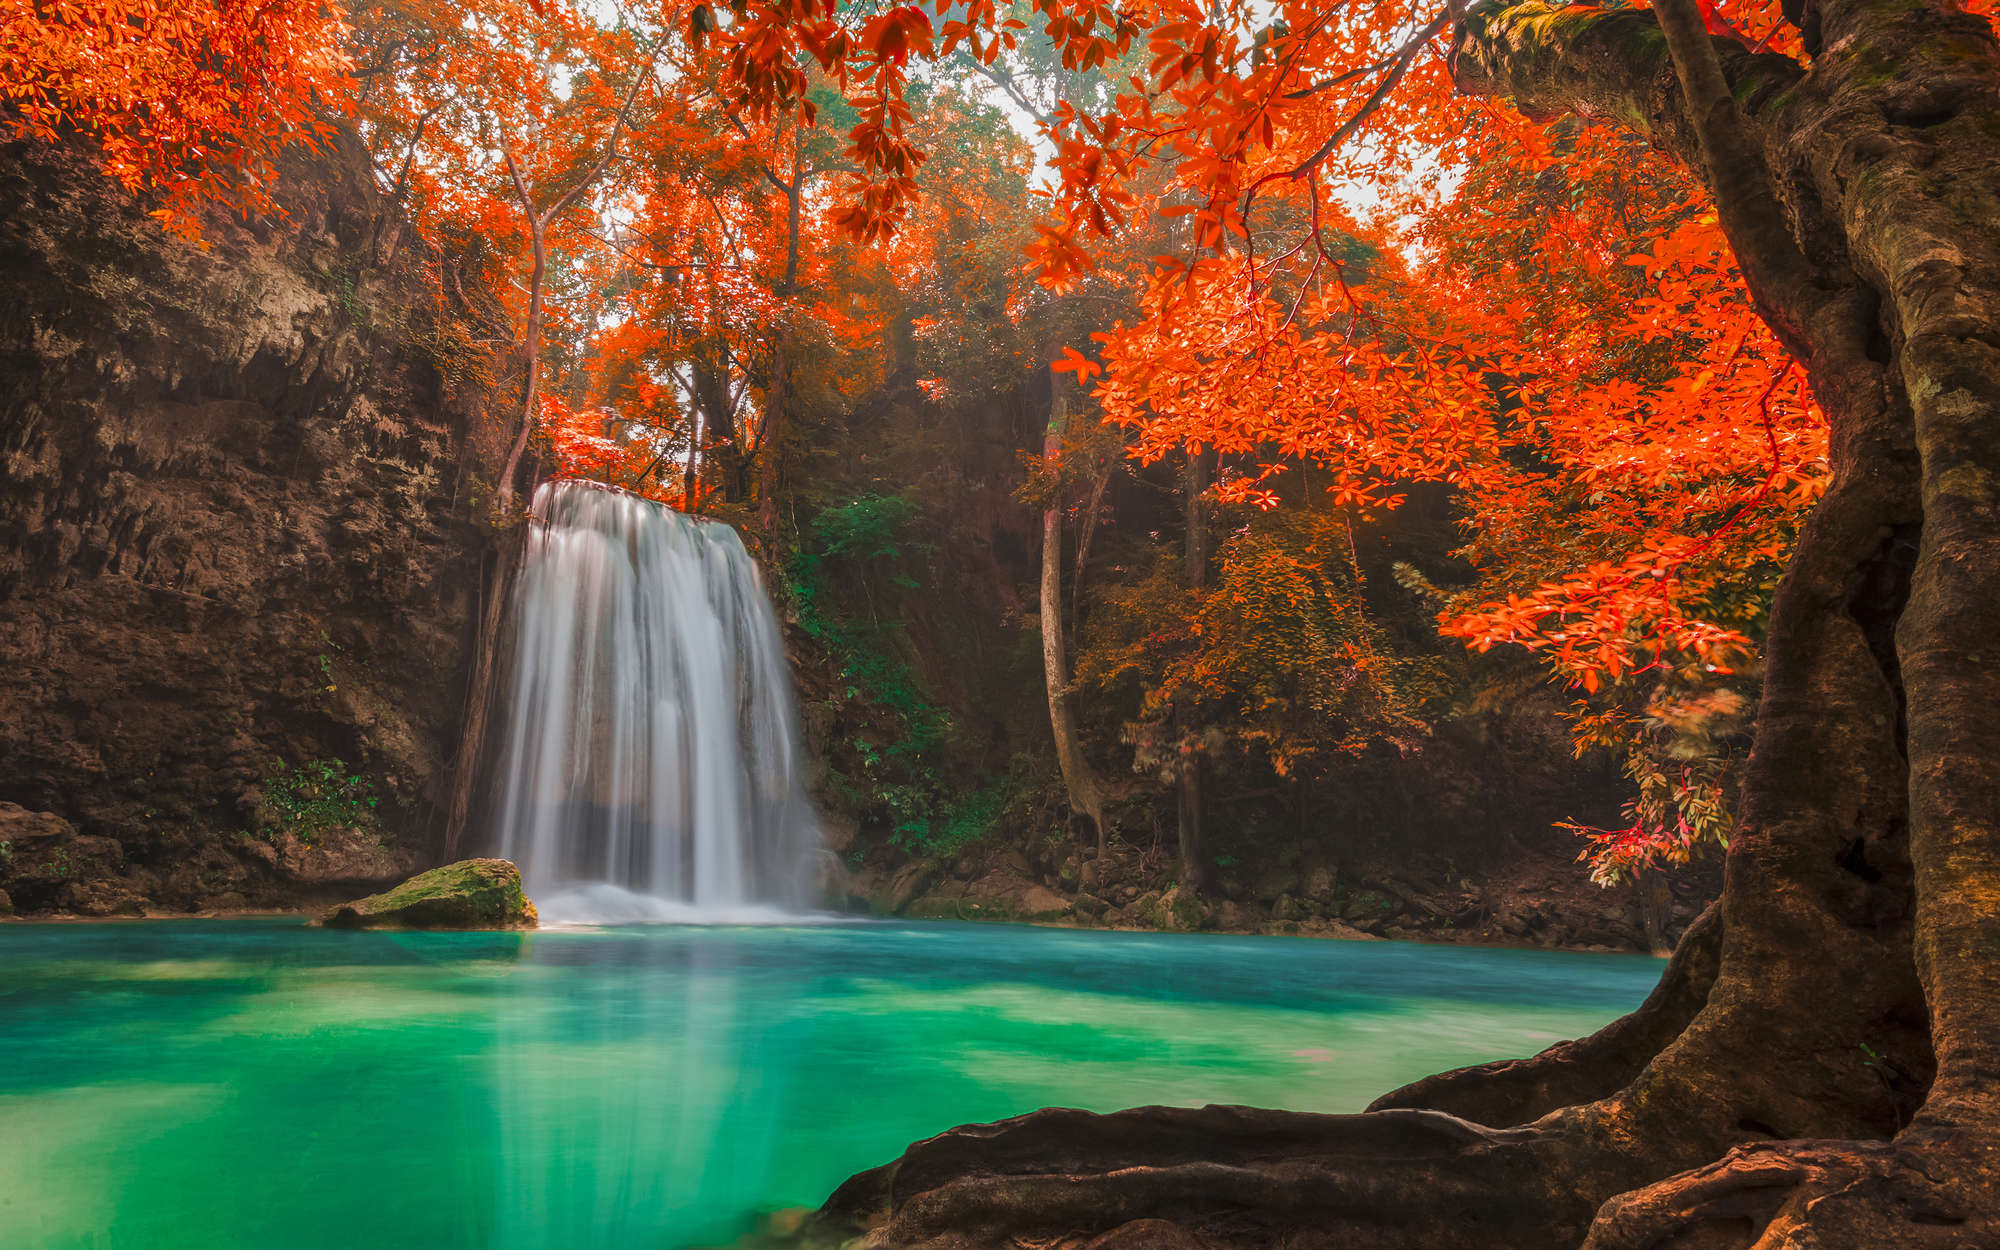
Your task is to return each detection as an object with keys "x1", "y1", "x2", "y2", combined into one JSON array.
[{"x1": 490, "y1": 480, "x2": 818, "y2": 922}]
